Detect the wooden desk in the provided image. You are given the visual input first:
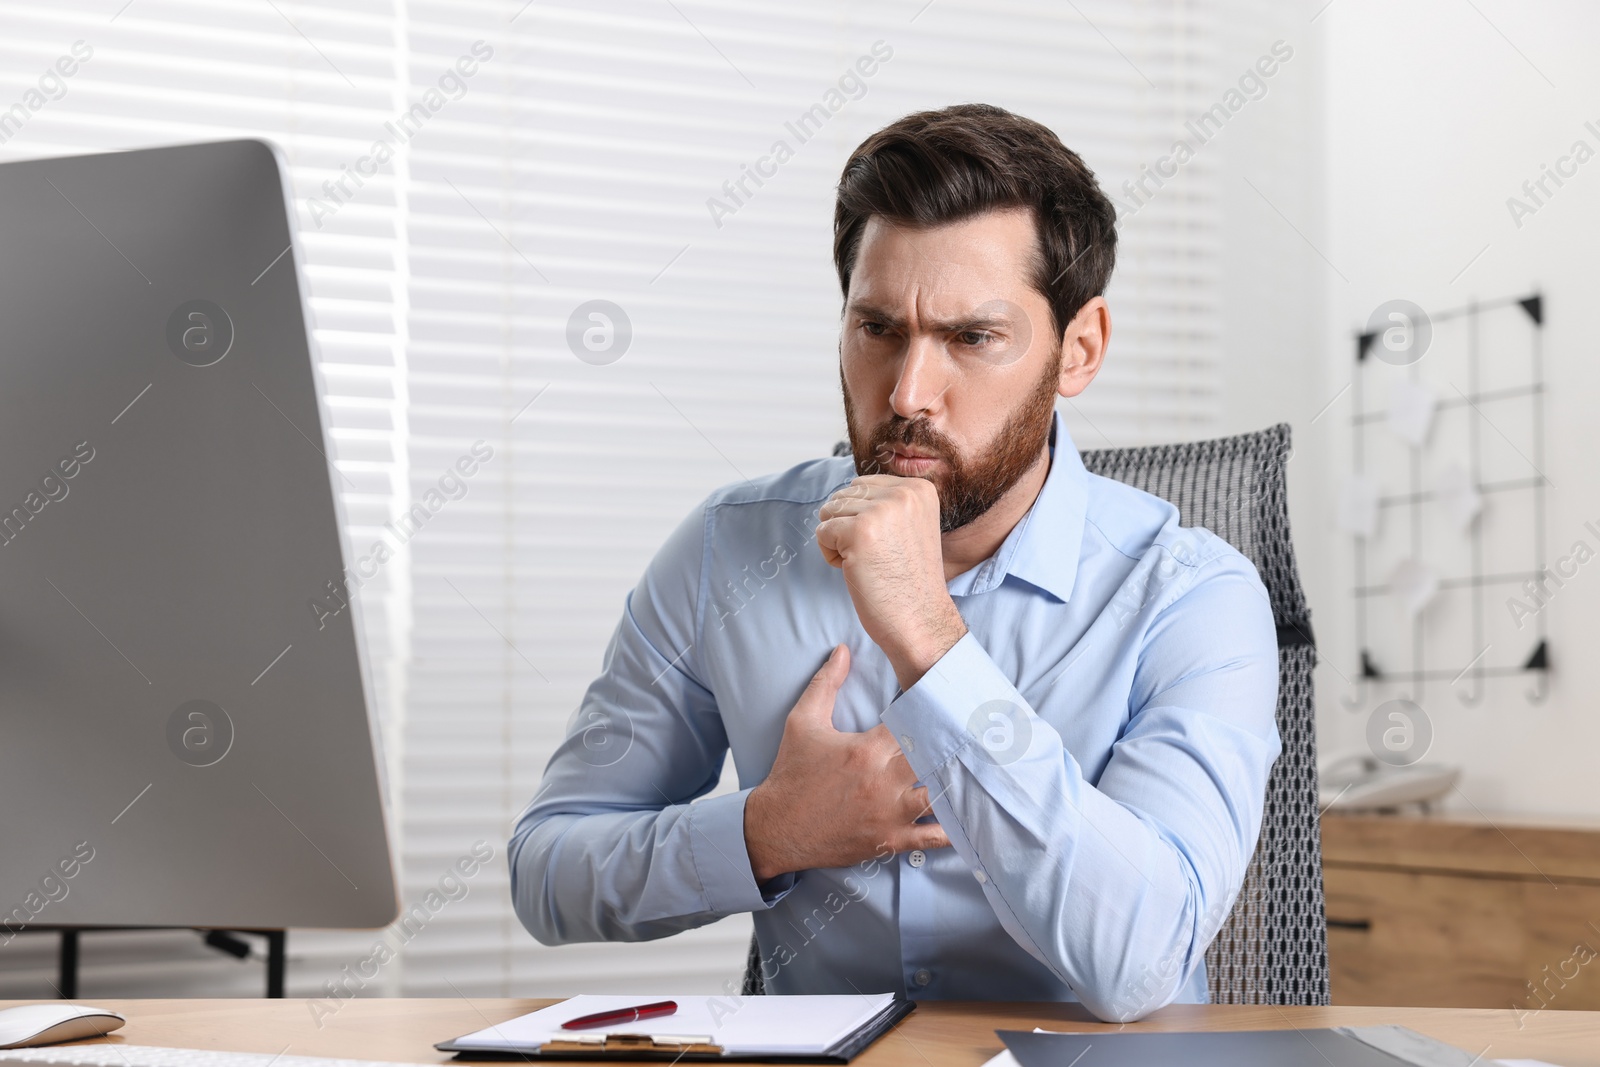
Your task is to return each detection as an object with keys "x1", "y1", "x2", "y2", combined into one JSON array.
[{"x1": 9, "y1": 999, "x2": 1596, "y2": 1067}]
